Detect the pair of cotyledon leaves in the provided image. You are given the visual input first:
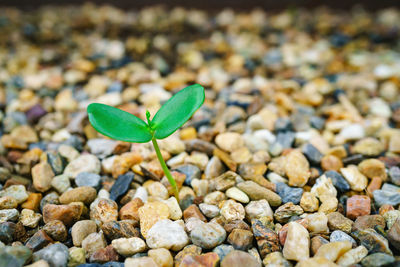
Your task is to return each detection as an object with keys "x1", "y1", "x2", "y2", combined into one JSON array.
[{"x1": 87, "y1": 84, "x2": 205, "y2": 143}]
